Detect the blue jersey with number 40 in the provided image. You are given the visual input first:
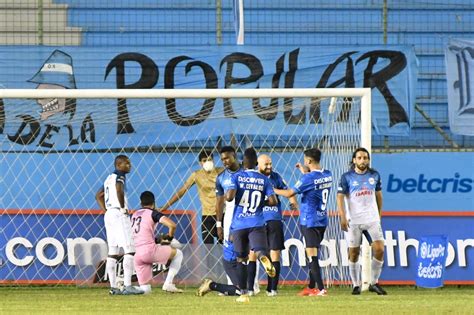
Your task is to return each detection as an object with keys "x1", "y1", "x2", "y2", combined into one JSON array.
[
  {"x1": 292, "y1": 169, "x2": 333, "y2": 227},
  {"x1": 229, "y1": 170, "x2": 275, "y2": 231}
]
